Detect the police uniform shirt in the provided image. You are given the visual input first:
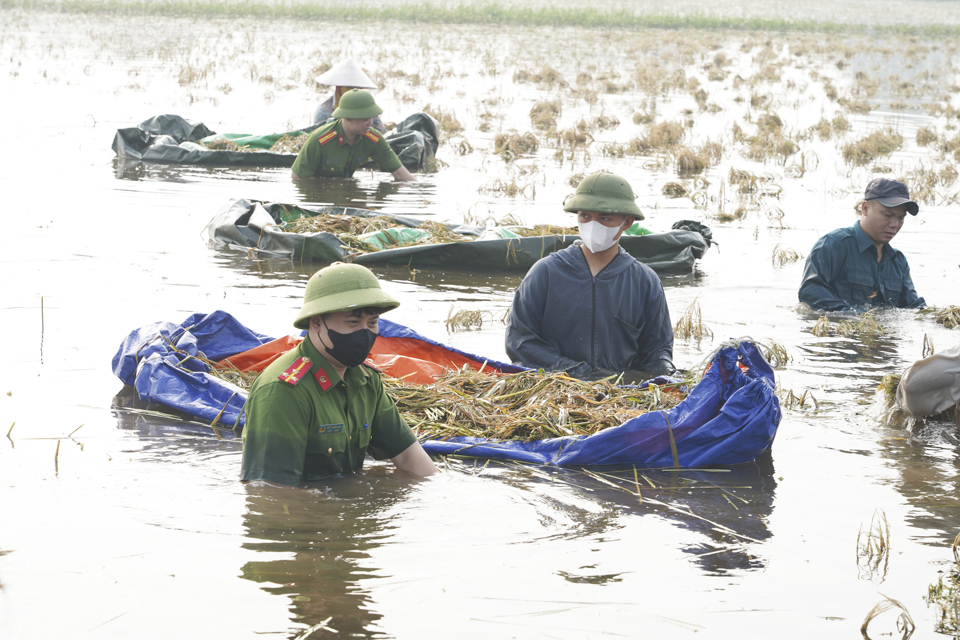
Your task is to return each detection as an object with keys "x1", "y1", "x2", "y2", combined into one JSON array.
[
  {"x1": 291, "y1": 119, "x2": 402, "y2": 178},
  {"x1": 240, "y1": 336, "x2": 416, "y2": 486}
]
